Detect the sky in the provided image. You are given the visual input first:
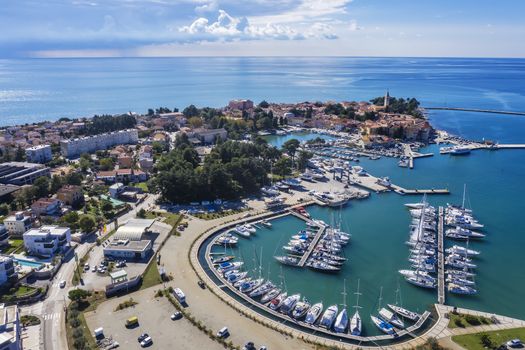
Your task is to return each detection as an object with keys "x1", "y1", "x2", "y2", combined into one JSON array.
[{"x1": 1, "y1": 0, "x2": 525, "y2": 58}]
